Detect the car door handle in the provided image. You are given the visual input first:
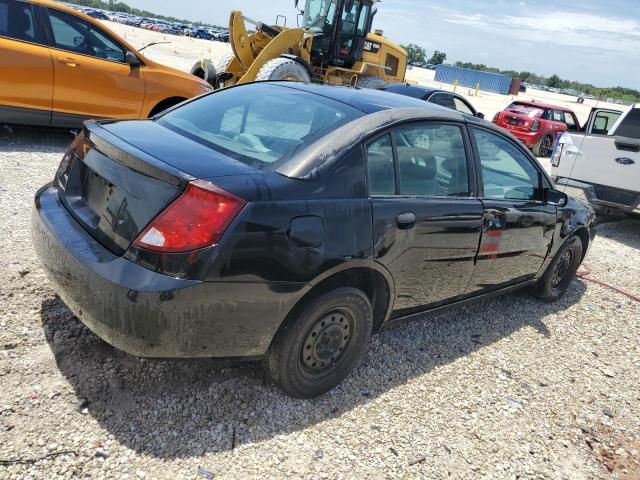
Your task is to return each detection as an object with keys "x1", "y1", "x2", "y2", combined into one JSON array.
[
  {"x1": 396, "y1": 212, "x2": 416, "y2": 230},
  {"x1": 483, "y1": 211, "x2": 506, "y2": 230},
  {"x1": 56, "y1": 57, "x2": 79, "y2": 67}
]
